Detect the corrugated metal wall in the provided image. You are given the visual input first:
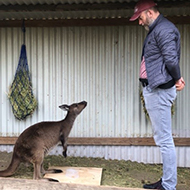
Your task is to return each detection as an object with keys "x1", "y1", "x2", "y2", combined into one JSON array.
[{"x1": 0, "y1": 25, "x2": 190, "y2": 167}]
